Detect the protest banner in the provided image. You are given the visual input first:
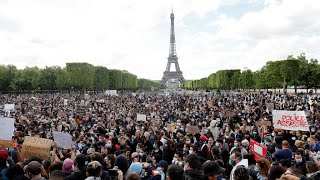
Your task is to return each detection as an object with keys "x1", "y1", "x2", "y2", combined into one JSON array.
[
  {"x1": 250, "y1": 139, "x2": 267, "y2": 160},
  {"x1": 53, "y1": 131, "x2": 73, "y2": 149},
  {"x1": 21, "y1": 136, "x2": 52, "y2": 160},
  {"x1": 0, "y1": 117, "x2": 15, "y2": 140},
  {"x1": 187, "y1": 126, "x2": 200, "y2": 135},
  {"x1": 137, "y1": 114, "x2": 146, "y2": 121},
  {"x1": 4, "y1": 104, "x2": 14, "y2": 111},
  {"x1": 273, "y1": 110, "x2": 309, "y2": 131}
]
